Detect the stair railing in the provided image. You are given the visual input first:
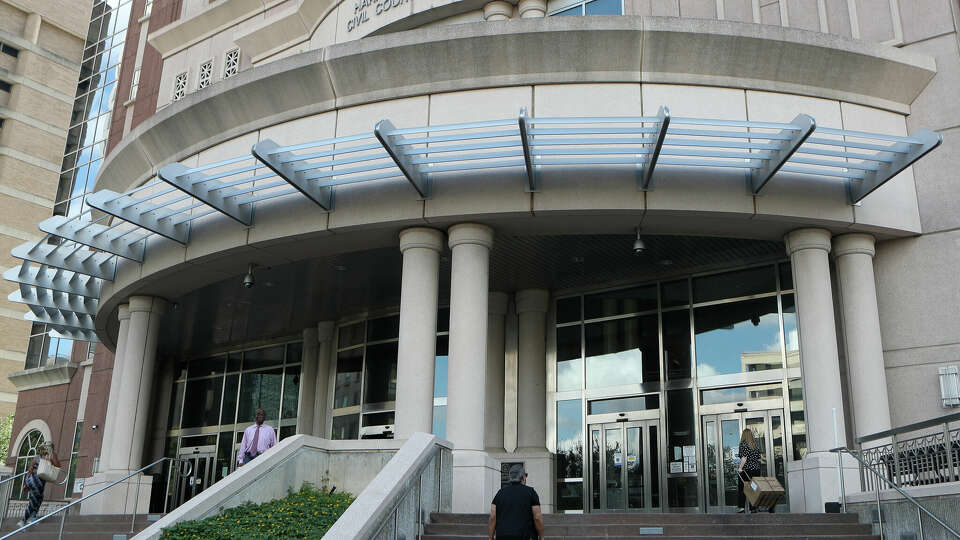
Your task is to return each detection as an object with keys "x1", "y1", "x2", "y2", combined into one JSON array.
[
  {"x1": 0, "y1": 472, "x2": 30, "y2": 529},
  {"x1": 0, "y1": 456, "x2": 192, "y2": 540},
  {"x1": 831, "y1": 446, "x2": 960, "y2": 540}
]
